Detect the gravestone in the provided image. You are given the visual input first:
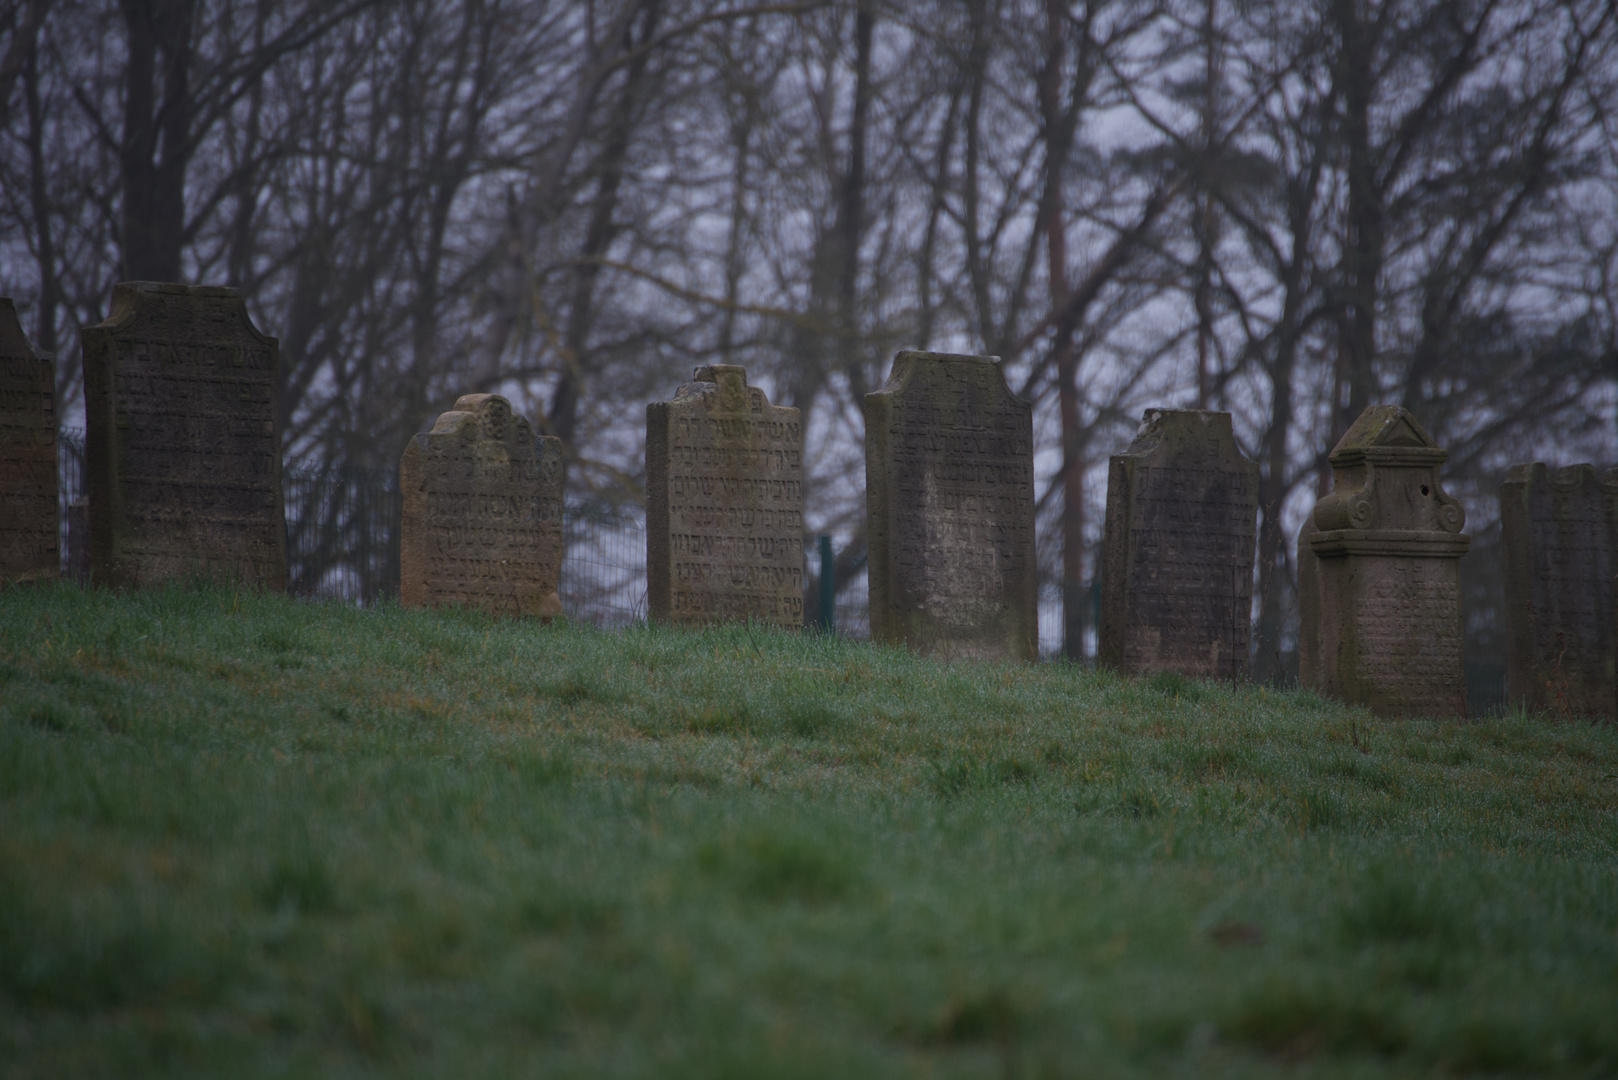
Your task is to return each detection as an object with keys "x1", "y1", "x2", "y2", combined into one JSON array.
[
  {"x1": 1297, "y1": 405, "x2": 1469, "y2": 717},
  {"x1": 1500, "y1": 463, "x2": 1618, "y2": 716},
  {"x1": 81, "y1": 282, "x2": 285, "y2": 589},
  {"x1": 864, "y1": 350, "x2": 1037, "y2": 661},
  {"x1": 1099, "y1": 409, "x2": 1258, "y2": 678},
  {"x1": 0, "y1": 297, "x2": 56, "y2": 583},
  {"x1": 646, "y1": 365, "x2": 803, "y2": 626},
  {"x1": 399, "y1": 394, "x2": 564, "y2": 617}
]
